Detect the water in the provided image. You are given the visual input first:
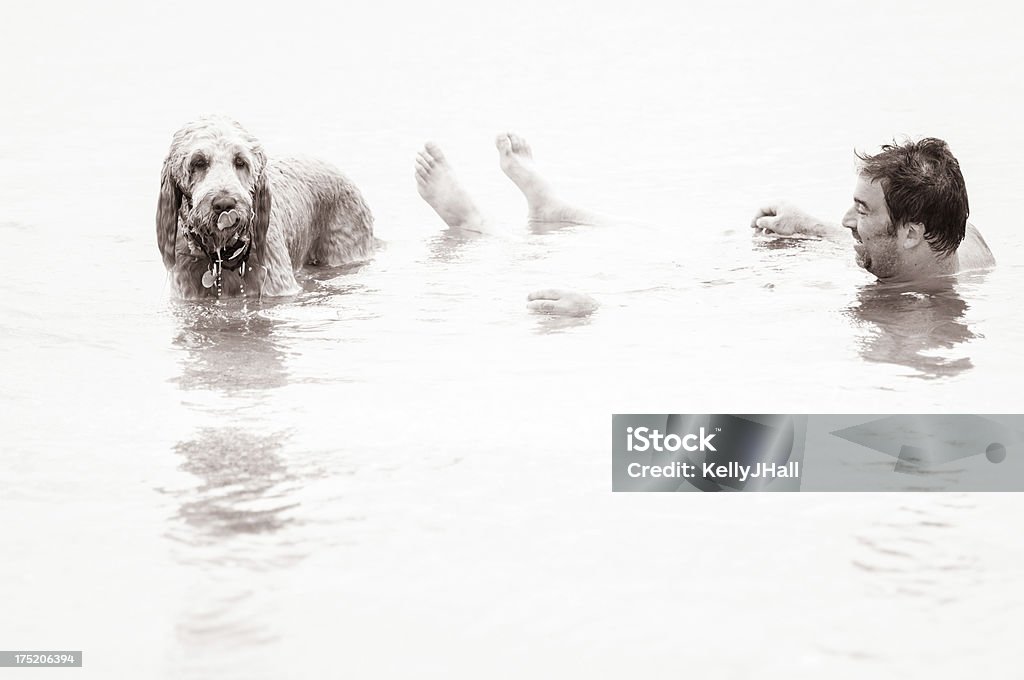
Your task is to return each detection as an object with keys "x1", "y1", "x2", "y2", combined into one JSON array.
[{"x1": 2, "y1": 0, "x2": 1023, "y2": 677}]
